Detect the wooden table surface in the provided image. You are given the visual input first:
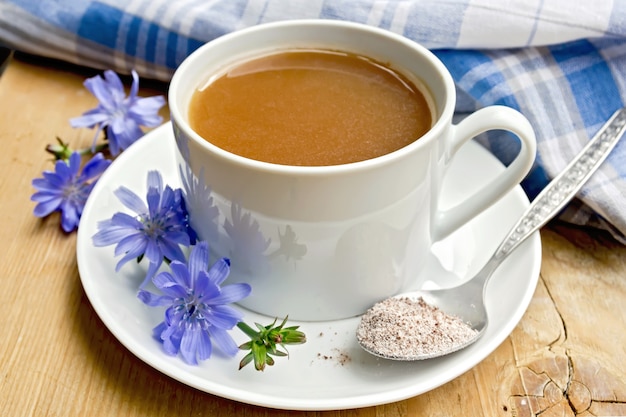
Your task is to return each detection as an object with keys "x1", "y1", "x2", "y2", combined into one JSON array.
[{"x1": 1, "y1": 54, "x2": 626, "y2": 417}]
